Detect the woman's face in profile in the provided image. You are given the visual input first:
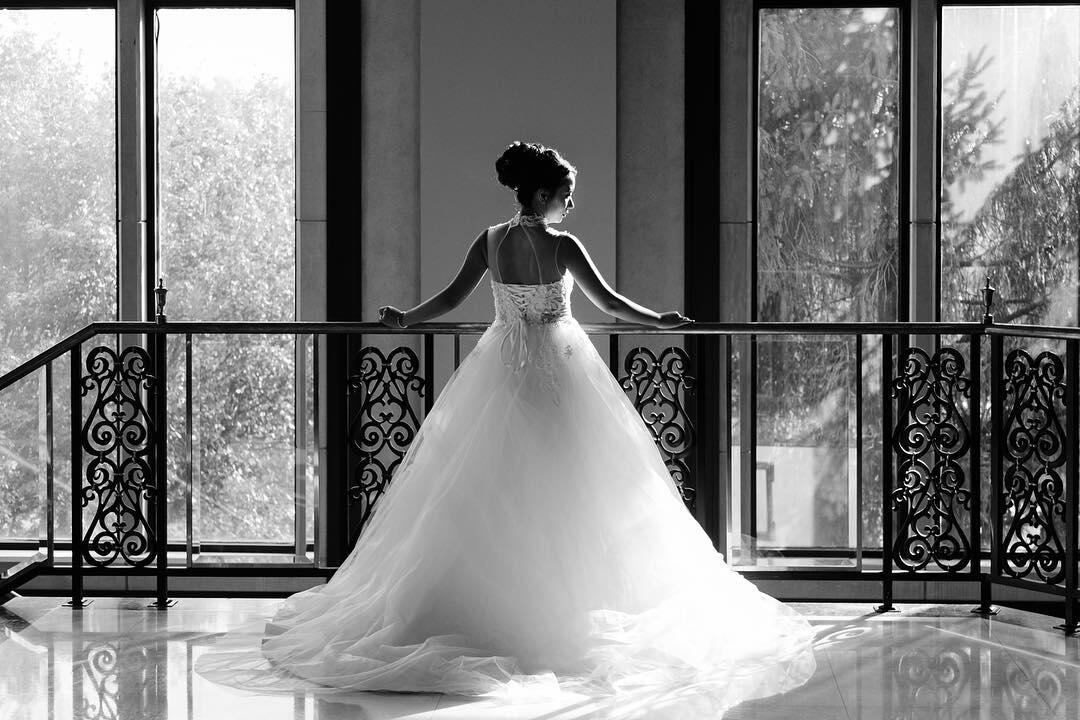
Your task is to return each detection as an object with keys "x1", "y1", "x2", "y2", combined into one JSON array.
[{"x1": 546, "y1": 176, "x2": 576, "y2": 224}]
